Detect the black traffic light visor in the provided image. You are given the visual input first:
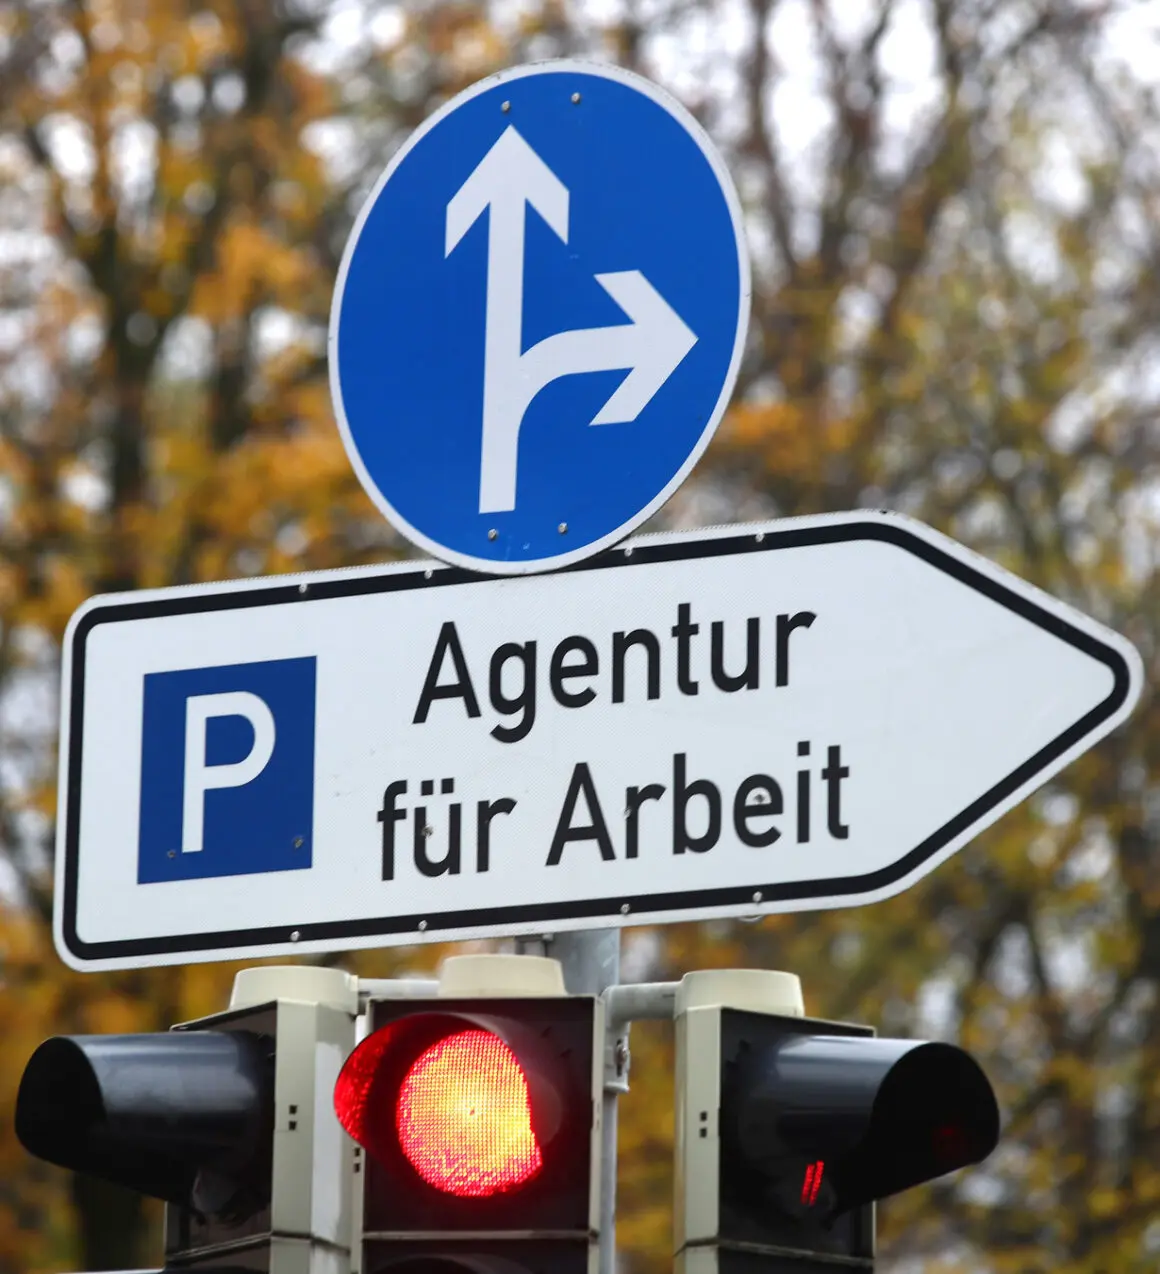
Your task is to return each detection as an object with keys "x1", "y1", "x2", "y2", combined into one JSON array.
[
  {"x1": 727, "y1": 1032, "x2": 999, "y2": 1216},
  {"x1": 835, "y1": 1038, "x2": 998, "y2": 1207},
  {"x1": 15, "y1": 1031, "x2": 274, "y2": 1210}
]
